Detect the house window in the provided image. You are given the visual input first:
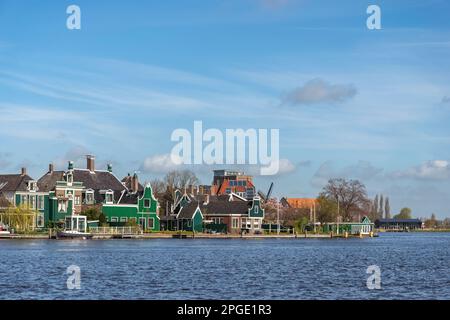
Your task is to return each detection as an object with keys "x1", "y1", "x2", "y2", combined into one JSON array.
[
  {"x1": 213, "y1": 217, "x2": 224, "y2": 224},
  {"x1": 148, "y1": 218, "x2": 154, "y2": 229},
  {"x1": 85, "y1": 191, "x2": 94, "y2": 204},
  {"x1": 255, "y1": 206, "x2": 259, "y2": 214},
  {"x1": 110, "y1": 217, "x2": 118, "y2": 223},
  {"x1": 37, "y1": 213, "x2": 45, "y2": 228},
  {"x1": 144, "y1": 199, "x2": 151, "y2": 208},
  {"x1": 75, "y1": 196, "x2": 81, "y2": 206},
  {"x1": 105, "y1": 192, "x2": 113, "y2": 204},
  {"x1": 29, "y1": 196, "x2": 36, "y2": 209},
  {"x1": 120, "y1": 217, "x2": 127, "y2": 223},
  {"x1": 232, "y1": 218, "x2": 239, "y2": 229},
  {"x1": 28, "y1": 181, "x2": 37, "y2": 192},
  {"x1": 67, "y1": 173, "x2": 73, "y2": 184},
  {"x1": 58, "y1": 200, "x2": 67, "y2": 213},
  {"x1": 37, "y1": 196, "x2": 45, "y2": 210},
  {"x1": 139, "y1": 218, "x2": 146, "y2": 229},
  {"x1": 21, "y1": 195, "x2": 28, "y2": 207}
]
